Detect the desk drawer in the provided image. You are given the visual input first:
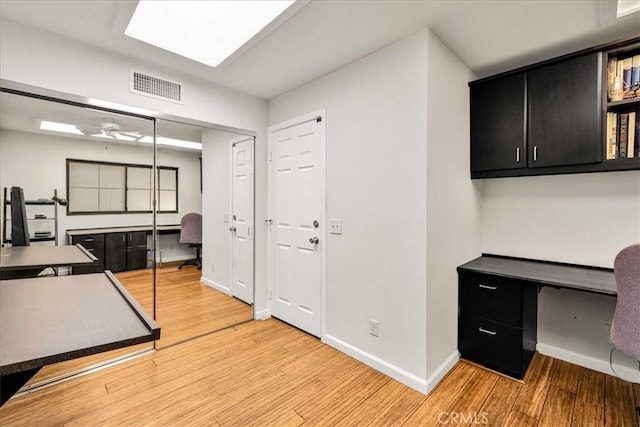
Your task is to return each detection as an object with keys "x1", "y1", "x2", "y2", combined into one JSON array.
[
  {"x1": 459, "y1": 314, "x2": 523, "y2": 378},
  {"x1": 72, "y1": 234, "x2": 104, "y2": 251},
  {"x1": 460, "y1": 272, "x2": 523, "y2": 327}
]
